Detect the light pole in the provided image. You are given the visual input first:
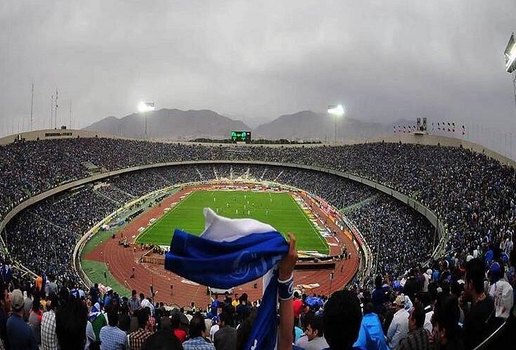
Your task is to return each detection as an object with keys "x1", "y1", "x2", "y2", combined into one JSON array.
[
  {"x1": 328, "y1": 104, "x2": 345, "y2": 145},
  {"x1": 138, "y1": 101, "x2": 155, "y2": 140}
]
